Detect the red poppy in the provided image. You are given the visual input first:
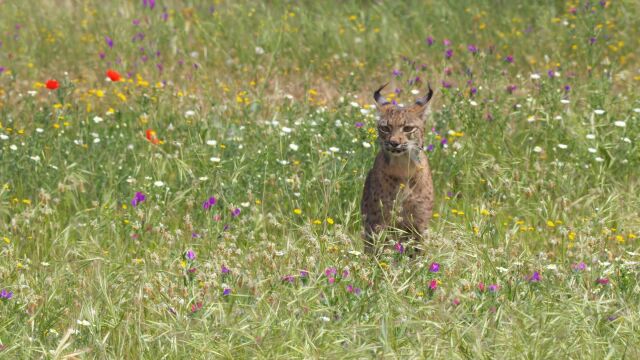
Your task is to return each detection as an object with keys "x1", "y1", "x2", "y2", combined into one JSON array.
[
  {"x1": 106, "y1": 69, "x2": 121, "y2": 82},
  {"x1": 146, "y1": 129, "x2": 159, "y2": 145},
  {"x1": 45, "y1": 79, "x2": 59, "y2": 90}
]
